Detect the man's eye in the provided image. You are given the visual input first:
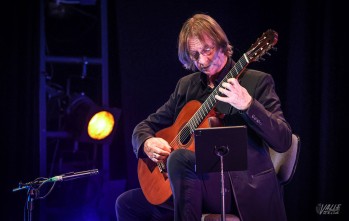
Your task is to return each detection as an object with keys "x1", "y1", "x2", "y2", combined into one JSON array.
[
  {"x1": 190, "y1": 52, "x2": 199, "y2": 59},
  {"x1": 203, "y1": 48, "x2": 211, "y2": 54}
]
